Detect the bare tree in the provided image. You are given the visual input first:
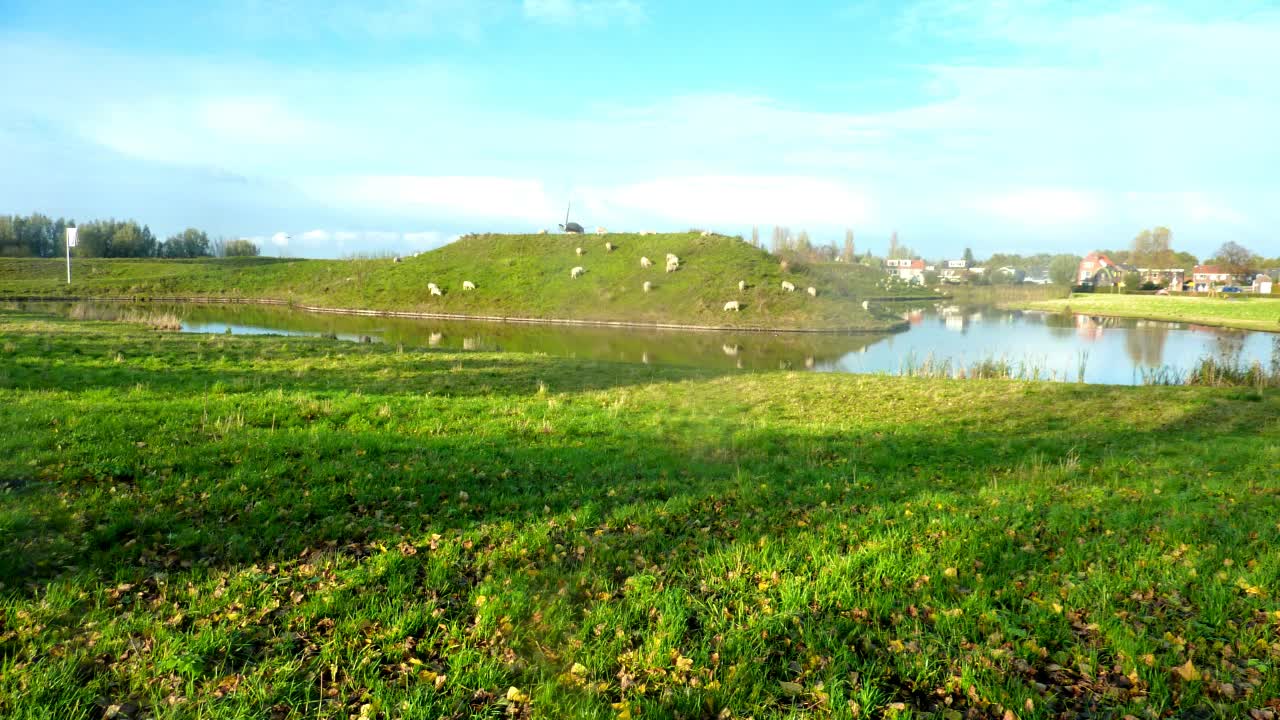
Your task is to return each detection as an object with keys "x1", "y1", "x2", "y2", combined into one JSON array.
[{"x1": 843, "y1": 229, "x2": 855, "y2": 262}]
